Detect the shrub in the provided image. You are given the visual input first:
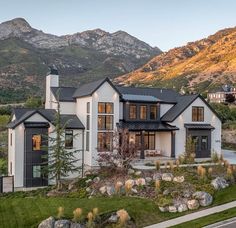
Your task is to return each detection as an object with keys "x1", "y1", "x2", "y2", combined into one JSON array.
[
  {"x1": 155, "y1": 180, "x2": 161, "y2": 193},
  {"x1": 57, "y1": 206, "x2": 64, "y2": 219},
  {"x1": 227, "y1": 166, "x2": 233, "y2": 179},
  {"x1": 211, "y1": 151, "x2": 219, "y2": 163},
  {"x1": 197, "y1": 166, "x2": 207, "y2": 179},
  {"x1": 87, "y1": 211, "x2": 95, "y2": 228},
  {"x1": 115, "y1": 181, "x2": 123, "y2": 194},
  {"x1": 183, "y1": 136, "x2": 196, "y2": 164},
  {"x1": 156, "y1": 195, "x2": 173, "y2": 207},
  {"x1": 73, "y1": 208, "x2": 82, "y2": 222},
  {"x1": 67, "y1": 188, "x2": 88, "y2": 198},
  {"x1": 168, "y1": 161, "x2": 174, "y2": 171},
  {"x1": 155, "y1": 160, "x2": 160, "y2": 171},
  {"x1": 117, "y1": 209, "x2": 129, "y2": 228},
  {"x1": 175, "y1": 159, "x2": 180, "y2": 169},
  {"x1": 208, "y1": 167, "x2": 213, "y2": 178},
  {"x1": 196, "y1": 184, "x2": 215, "y2": 195},
  {"x1": 124, "y1": 180, "x2": 133, "y2": 195}
]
